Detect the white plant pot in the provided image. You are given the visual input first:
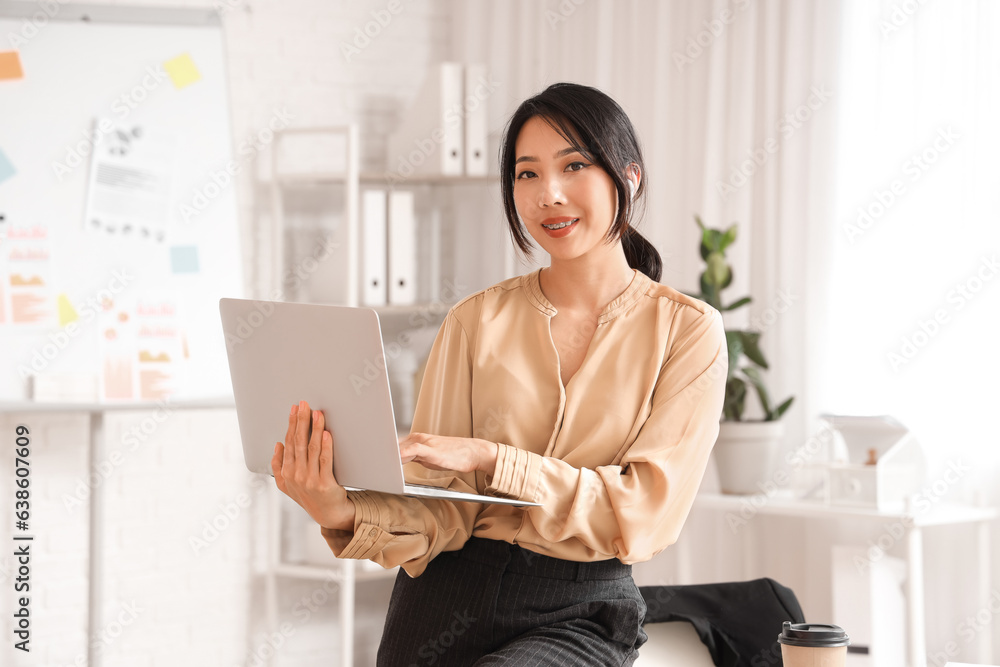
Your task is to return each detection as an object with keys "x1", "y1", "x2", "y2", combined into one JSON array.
[{"x1": 713, "y1": 420, "x2": 786, "y2": 495}]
